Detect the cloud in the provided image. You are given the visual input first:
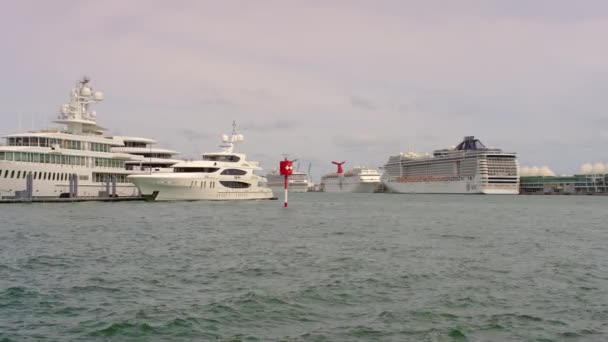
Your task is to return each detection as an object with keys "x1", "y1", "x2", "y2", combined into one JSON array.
[
  {"x1": 240, "y1": 119, "x2": 298, "y2": 132},
  {"x1": 177, "y1": 128, "x2": 212, "y2": 142},
  {"x1": 350, "y1": 96, "x2": 378, "y2": 110},
  {"x1": 333, "y1": 134, "x2": 398, "y2": 152},
  {"x1": 1, "y1": 1, "x2": 608, "y2": 175}
]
